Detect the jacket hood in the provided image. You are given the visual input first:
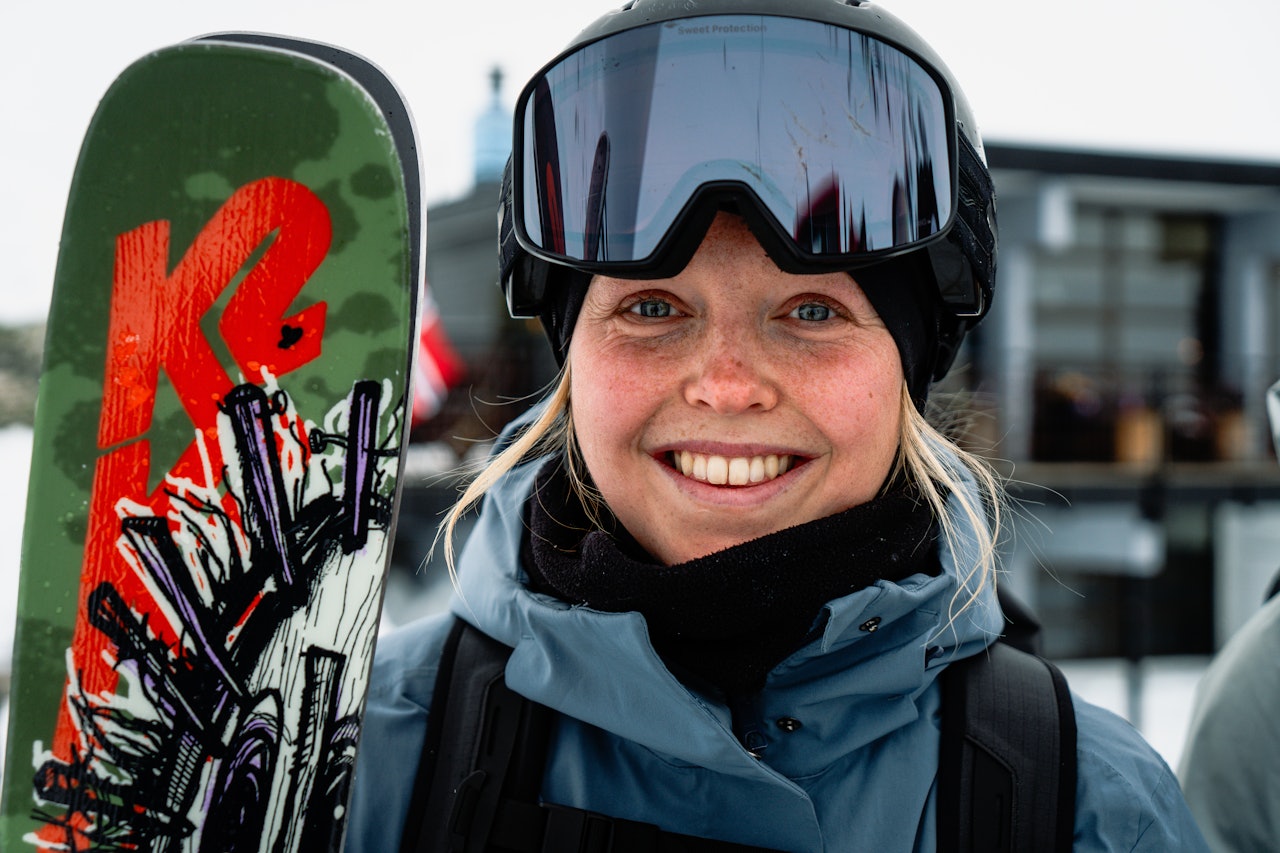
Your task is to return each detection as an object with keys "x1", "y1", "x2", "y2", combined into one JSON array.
[{"x1": 450, "y1": 418, "x2": 1003, "y2": 778}]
